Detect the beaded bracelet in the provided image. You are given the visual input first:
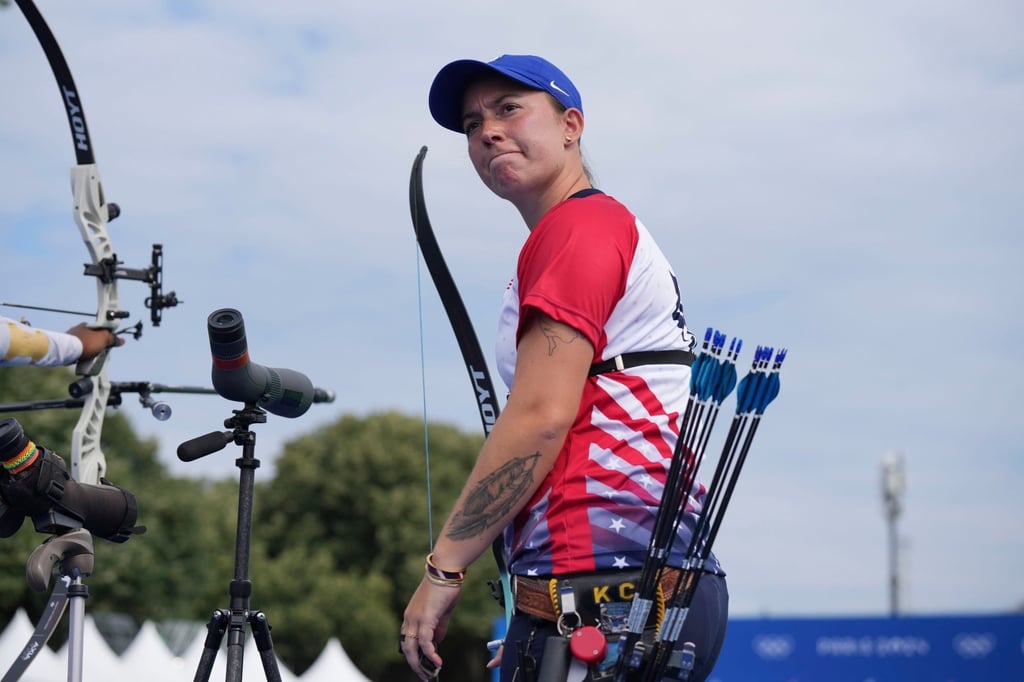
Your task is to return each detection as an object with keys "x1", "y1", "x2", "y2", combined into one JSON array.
[
  {"x1": 425, "y1": 553, "x2": 466, "y2": 587},
  {"x1": 3, "y1": 440, "x2": 39, "y2": 475}
]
